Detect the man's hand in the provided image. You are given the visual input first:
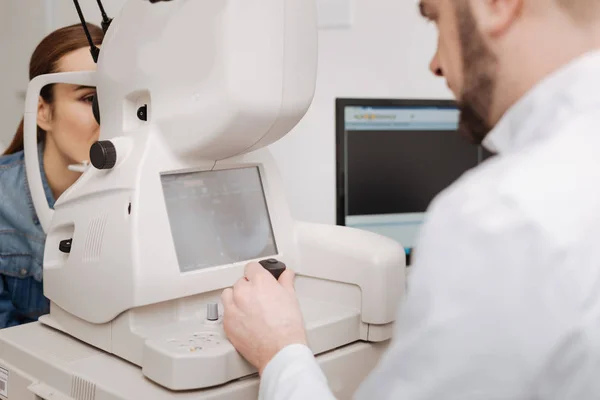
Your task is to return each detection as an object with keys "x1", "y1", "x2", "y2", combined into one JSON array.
[{"x1": 221, "y1": 262, "x2": 308, "y2": 375}]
